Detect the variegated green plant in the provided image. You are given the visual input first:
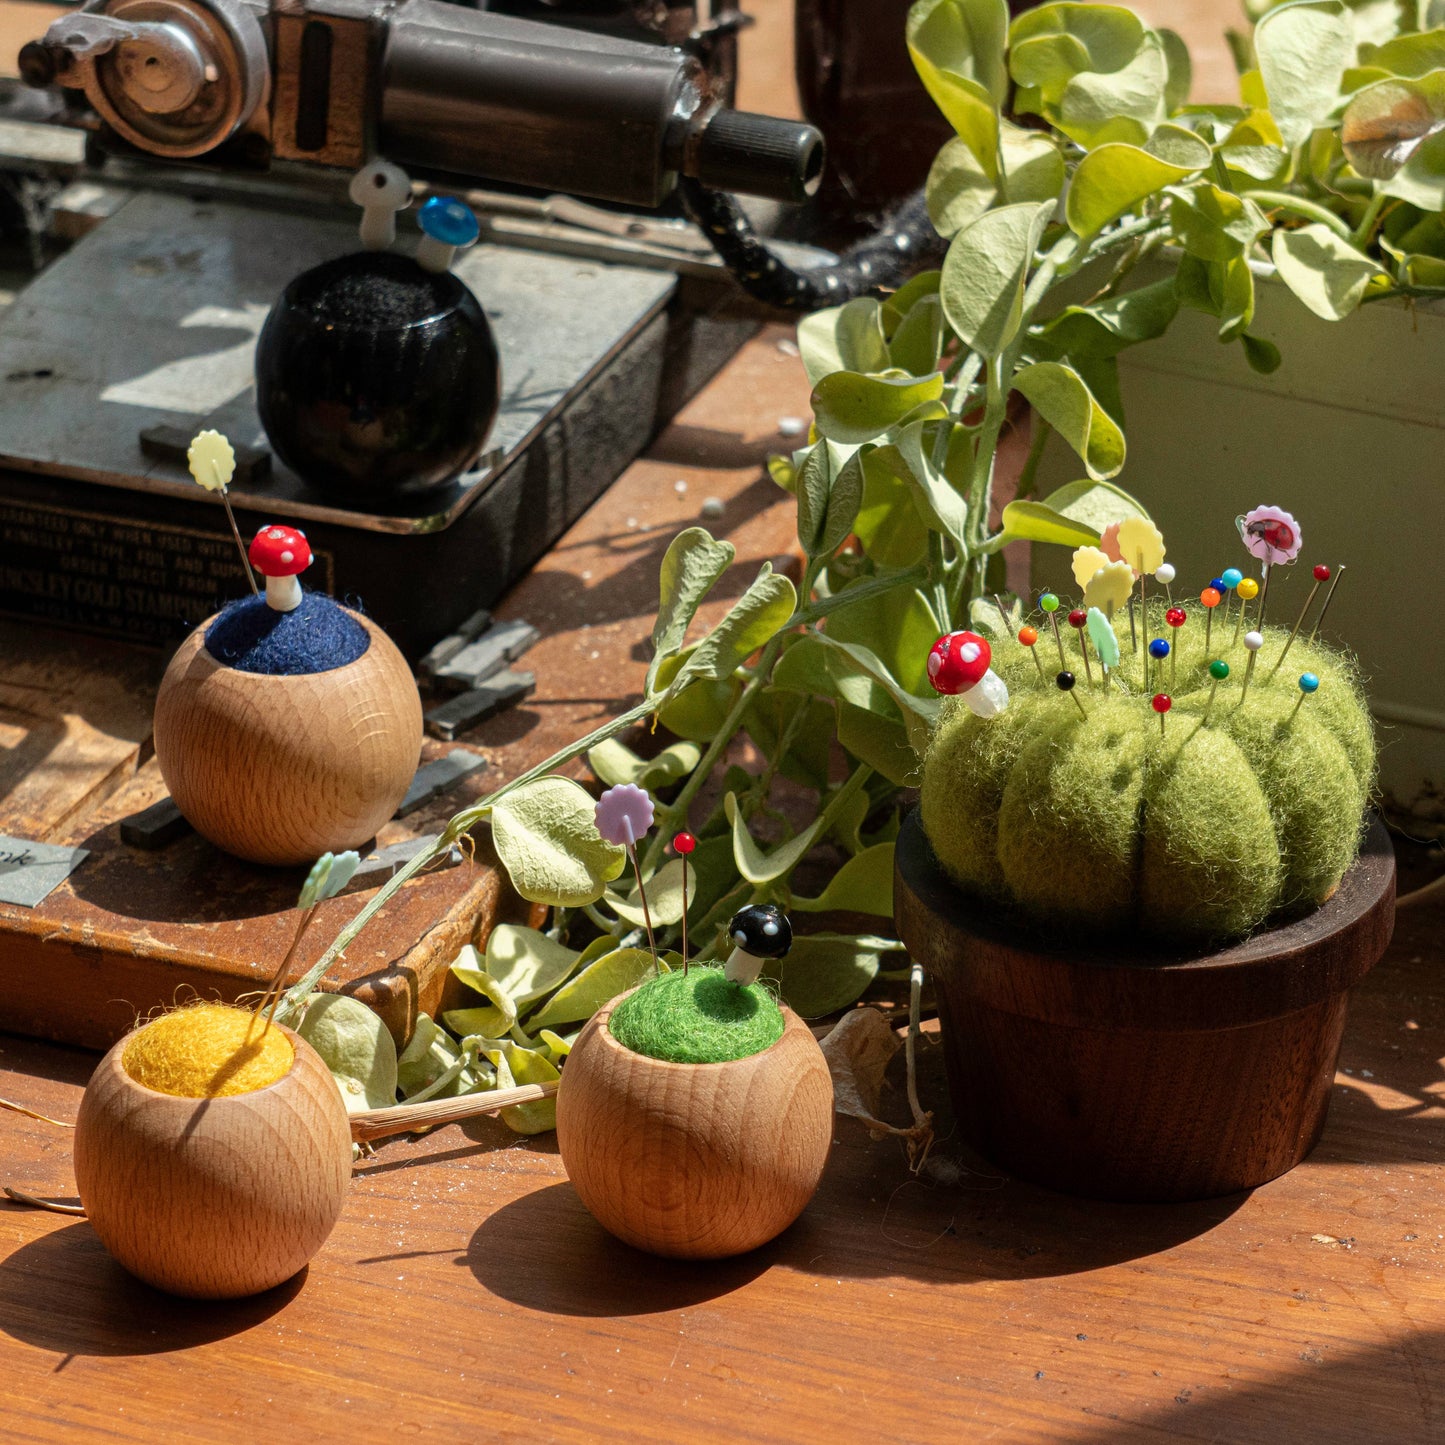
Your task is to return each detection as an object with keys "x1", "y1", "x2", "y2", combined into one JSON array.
[{"x1": 285, "y1": 0, "x2": 1445, "y2": 1131}]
